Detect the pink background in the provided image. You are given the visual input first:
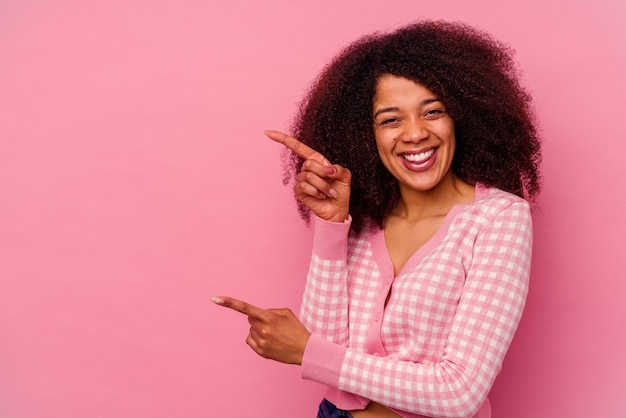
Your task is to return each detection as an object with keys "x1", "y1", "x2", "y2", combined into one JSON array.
[{"x1": 1, "y1": 1, "x2": 625, "y2": 417}]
